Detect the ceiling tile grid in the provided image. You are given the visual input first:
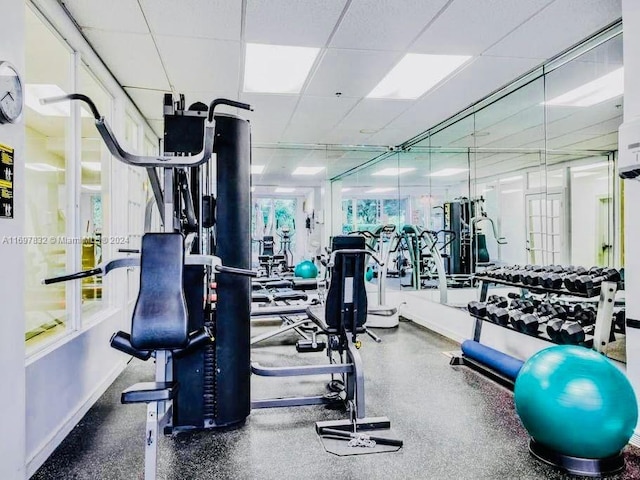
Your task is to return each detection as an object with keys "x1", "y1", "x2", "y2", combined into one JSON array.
[
  {"x1": 304, "y1": 48, "x2": 402, "y2": 98},
  {"x1": 140, "y1": 0, "x2": 242, "y2": 41},
  {"x1": 486, "y1": 0, "x2": 622, "y2": 59},
  {"x1": 245, "y1": 0, "x2": 348, "y2": 47},
  {"x1": 62, "y1": 0, "x2": 148, "y2": 33},
  {"x1": 329, "y1": 0, "x2": 451, "y2": 51},
  {"x1": 58, "y1": 0, "x2": 623, "y2": 184},
  {"x1": 83, "y1": 30, "x2": 170, "y2": 91},
  {"x1": 411, "y1": 0, "x2": 554, "y2": 56},
  {"x1": 154, "y1": 35, "x2": 241, "y2": 92}
]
